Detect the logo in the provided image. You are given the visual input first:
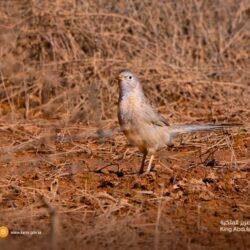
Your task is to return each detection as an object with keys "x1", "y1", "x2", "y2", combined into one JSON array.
[{"x1": 0, "y1": 226, "x2": 9, "y2": 238}]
